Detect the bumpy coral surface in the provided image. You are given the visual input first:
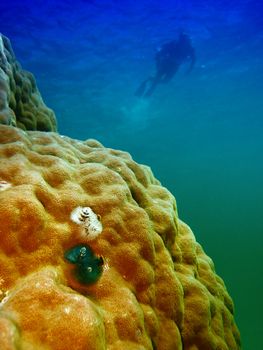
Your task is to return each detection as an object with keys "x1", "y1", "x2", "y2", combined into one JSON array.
[
  {"x1": 0, "y1": 125, "x2": 240, "y2": 350},
  {"x1": 0, "y1": 34, "x2": 57, "y2": 132}
]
